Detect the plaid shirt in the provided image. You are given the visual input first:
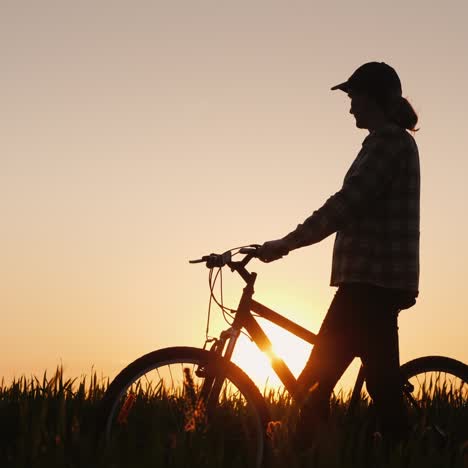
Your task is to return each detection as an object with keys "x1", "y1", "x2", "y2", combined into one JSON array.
[{"x1": 283, "y1": 123, "x2": 420, "y2": 292}]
